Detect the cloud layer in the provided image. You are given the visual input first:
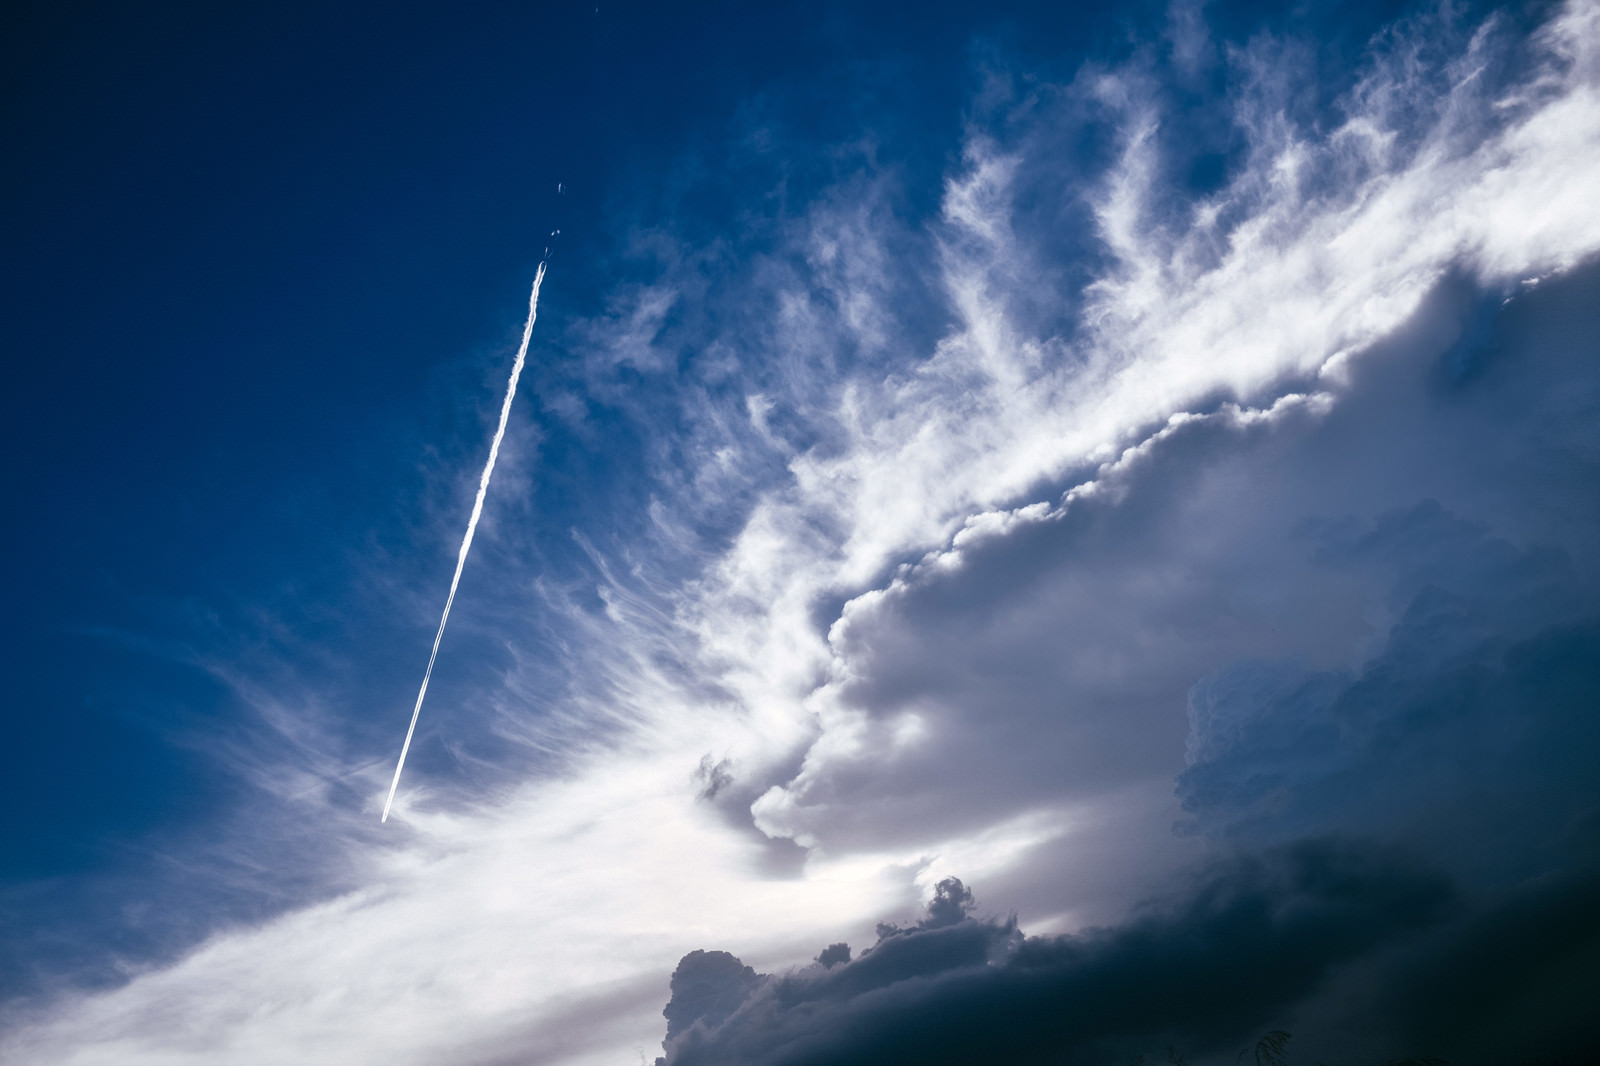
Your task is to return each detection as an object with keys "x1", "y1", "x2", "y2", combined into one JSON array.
[{"x1": 655, "y1": 849, "x2": 1457, "y2": 1066}]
